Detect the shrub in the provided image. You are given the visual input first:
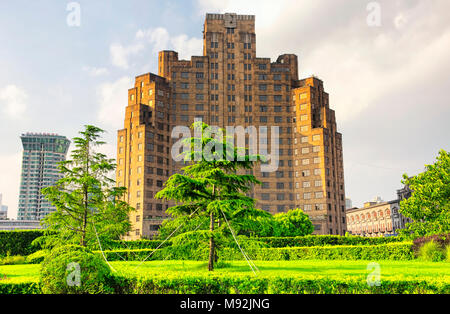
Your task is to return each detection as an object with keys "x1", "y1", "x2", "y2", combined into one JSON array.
[
  {"x1": 99, "y1": 242, "x2": 414, "y2": 262},
  {"x1": 446, "y1": 245, "x2": 450, "y2": 262},
  {"x1": 0, "y1": 254, "x2": 27, "y2": 265},
  {"x1": 26, "y1": 250, "x2": 49, "y2": 264},
  {"x1": 0, "y1": 230, "x2": 44, "y2": 256},
  {"x1": 273, "y1": 209, "x2": 314, "y2": 237},
  {"x1": 412, "y1": 233, "x2": 450, "y2": 254},
  {"x1": 40, "y1": 245, "x2": 114, "y2": 294},
  {"x1": 418, "y1": 241, "x2": 445, "y2": 262},
  {"x1": 258, "y1": 235, "x2": 403, "y2": 247}
]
